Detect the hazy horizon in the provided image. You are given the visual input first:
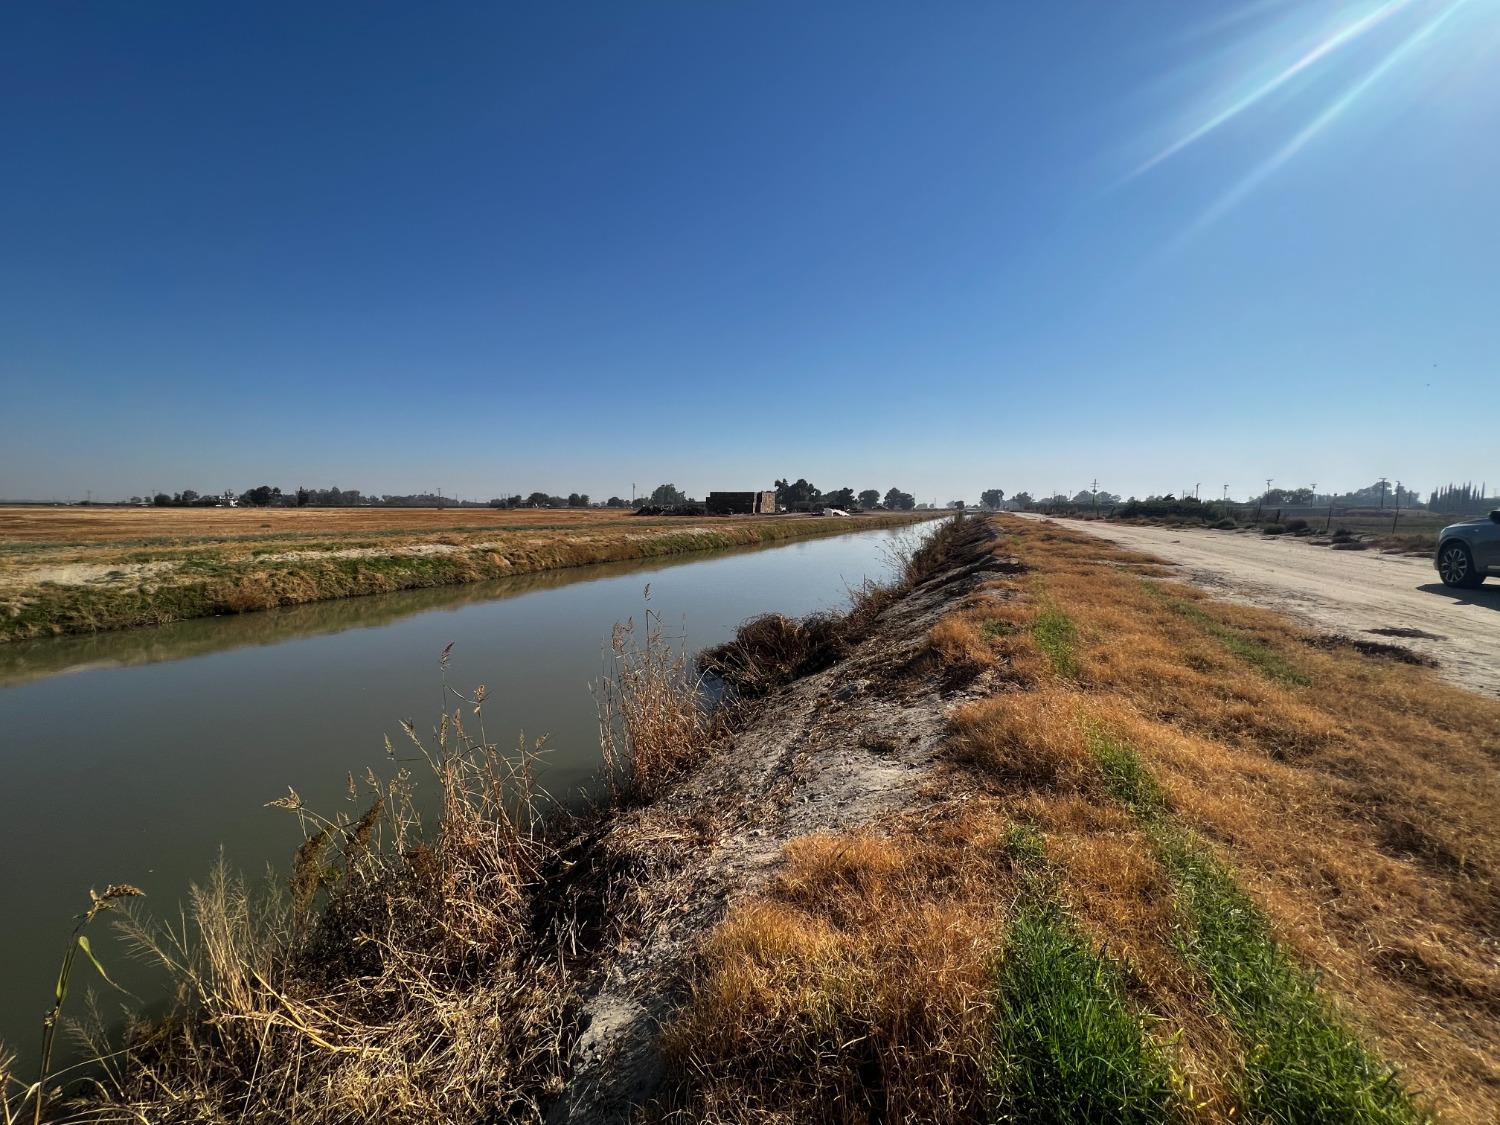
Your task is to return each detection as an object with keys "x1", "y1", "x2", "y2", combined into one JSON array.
[{"x1": 3, "y1": 2, "x2": 1496, "y2": 505}]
